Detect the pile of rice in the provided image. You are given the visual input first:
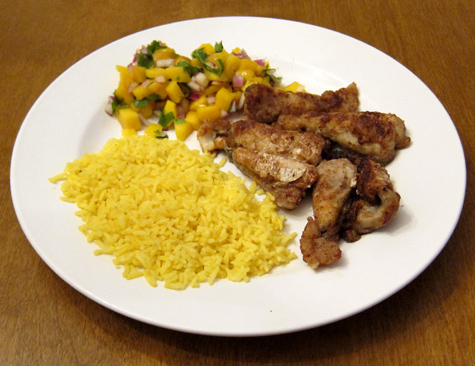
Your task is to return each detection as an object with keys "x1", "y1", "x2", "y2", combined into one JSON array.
[{"x1": 50, "y1": 135, "x2": 297, "y2": 290}]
